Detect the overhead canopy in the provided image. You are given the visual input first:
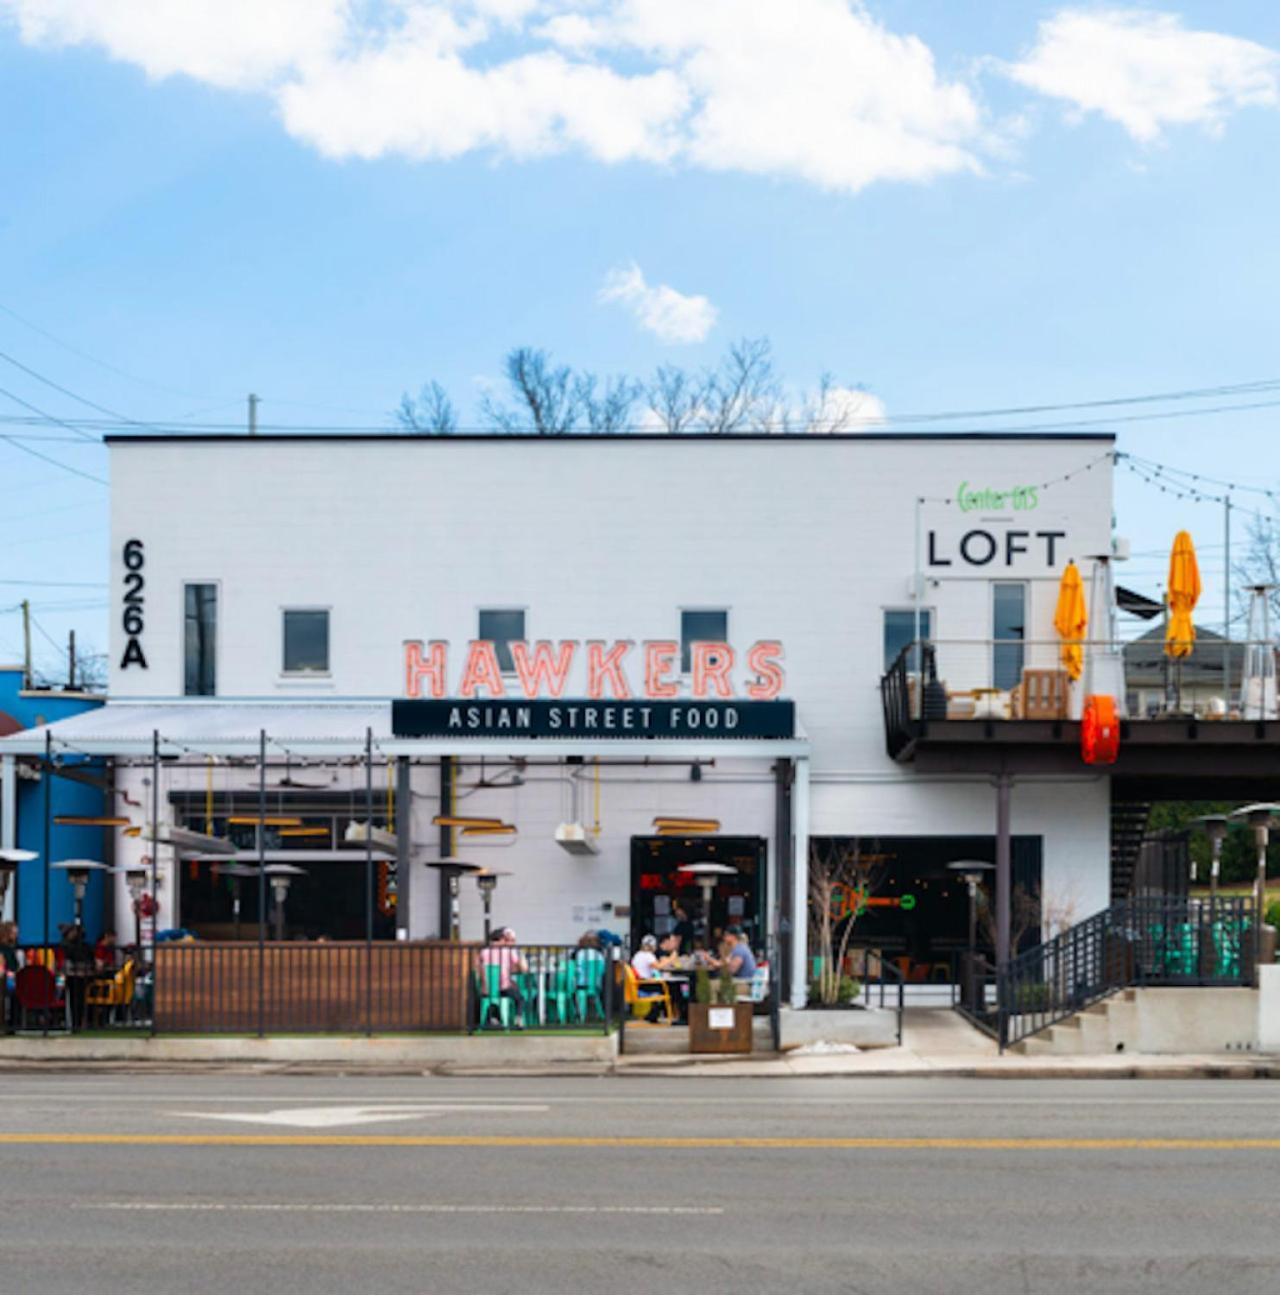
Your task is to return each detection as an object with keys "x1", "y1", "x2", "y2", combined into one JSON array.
[{"x1": 0, "y1": 701, "x2": 809, "y2": 760}]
